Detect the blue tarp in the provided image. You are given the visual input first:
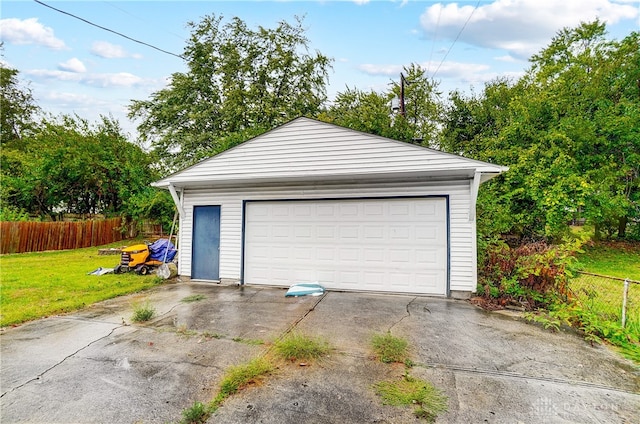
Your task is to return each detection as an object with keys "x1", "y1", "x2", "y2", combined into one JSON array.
[{"x1": 148, "y1": 238, "x2": 177, "y2": 262}]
